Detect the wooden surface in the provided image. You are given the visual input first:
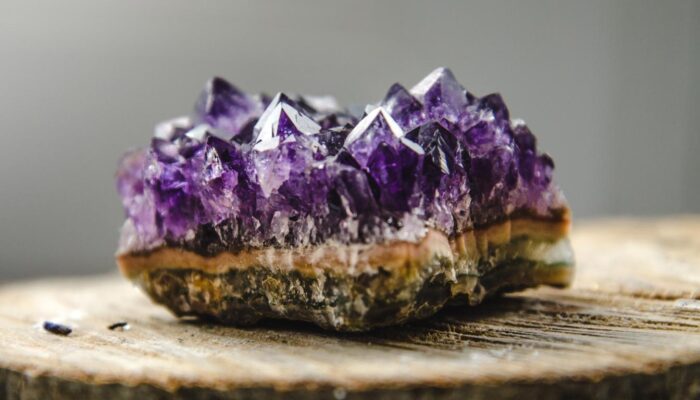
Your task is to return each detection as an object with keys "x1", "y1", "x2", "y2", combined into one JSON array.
[{"x1": 2, "y1": 216, "x2": 700, "y2": 399}]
